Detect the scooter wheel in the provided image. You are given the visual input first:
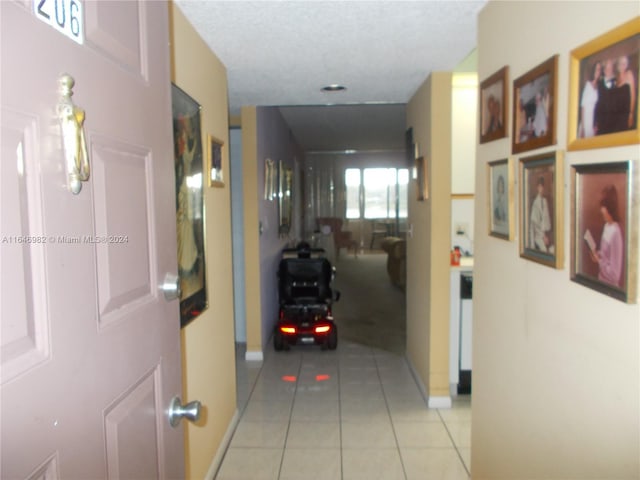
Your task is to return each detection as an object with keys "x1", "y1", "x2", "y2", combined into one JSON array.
[
  {"x1": 327, "y1": 325, "x2": 338, "y2": 350},
  {"x1": 274, "y1": 331, "x2": 285, "y2": 351}
]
